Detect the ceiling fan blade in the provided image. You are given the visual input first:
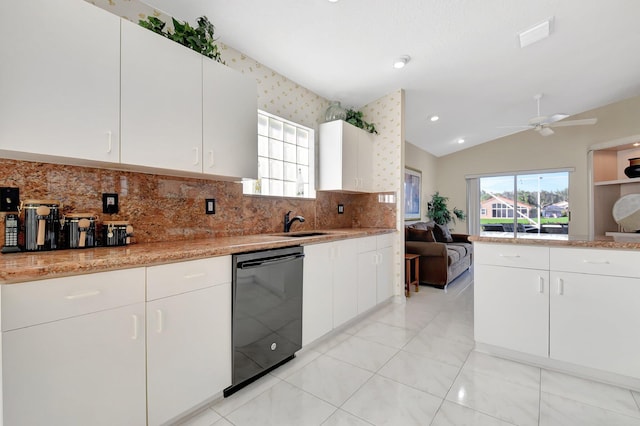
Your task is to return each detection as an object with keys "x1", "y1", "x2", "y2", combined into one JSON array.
[
  {"x1": 528, "y1": 115, "x2": 549, "y2": 126},
  {"x1": 537, "y1": 126, "x2": 555, "y2": 136},
  {"x1": 497, "y1": 125, "x2": 532, "y2": 129},
  {"x1": 549, "y1": 118, "x2": 598, "y2": 127},
  {"x1": 547, "y1": 113, "x2": 570, "y2": 124}
]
